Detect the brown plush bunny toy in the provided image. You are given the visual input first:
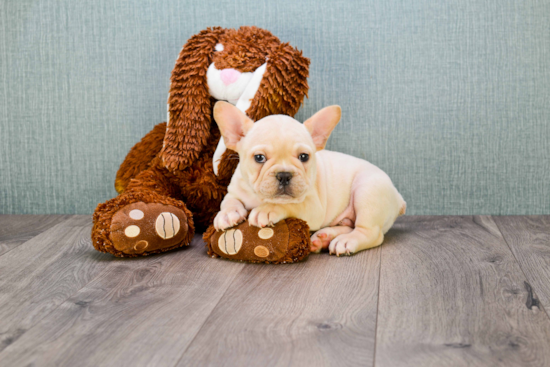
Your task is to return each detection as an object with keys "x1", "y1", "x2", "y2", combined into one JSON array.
[{"x1": 92, "y1": 26, "x2": 311, "y2": 262}]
